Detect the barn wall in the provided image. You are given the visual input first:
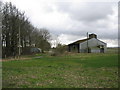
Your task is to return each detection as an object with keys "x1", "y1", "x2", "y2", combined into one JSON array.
[
  {"x1": 79, "y1": 38, "x2": 107, "y2": 53},
  {"x1": 68, "y1": 44, "x2": 79, "y2": 53},
  {"x1": 91, "y1": 48, "x2": 100, "y2": 53}
]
